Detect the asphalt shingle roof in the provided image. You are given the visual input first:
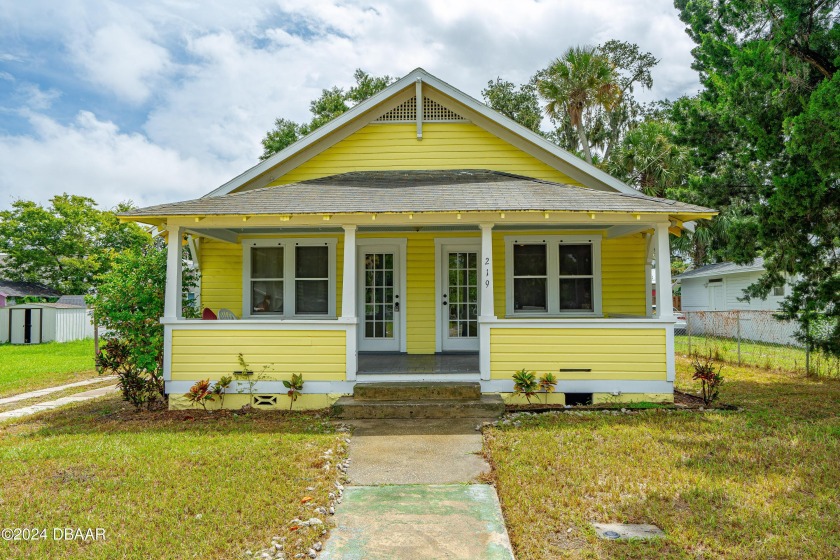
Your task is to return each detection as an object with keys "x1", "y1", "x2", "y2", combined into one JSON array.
[
  {"x1": 676, "y1": 258, "x2": 766, "y2": 280},
  {"x1": 0, "y1": 280, "x2": 61, "y2": 298},
  {"x1": 123, "y1": 170, "x2": 716, "y2": 218}
]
